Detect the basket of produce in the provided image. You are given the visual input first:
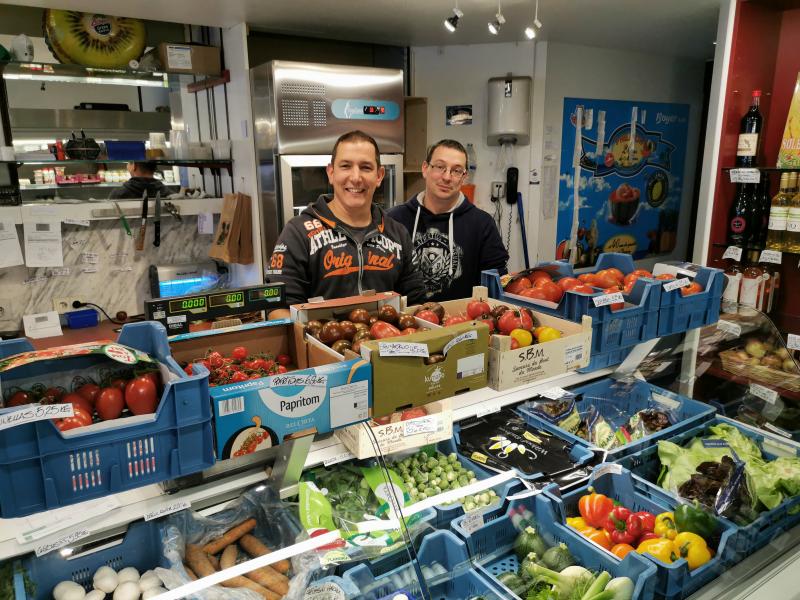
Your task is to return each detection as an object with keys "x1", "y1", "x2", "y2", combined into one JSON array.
[
  {"x1": 343, "y1": 530, "x2": 506, "y2": 600},
  {"x1": 551, "y1": 467, "x2": 736, "y2": 600},
  {"x1": 617, "y1": 416, "x2": 800, "y2": 560},
  {"x1": 158, "y1": 485, "x2": 316, "y2": 600},
  {"x1": 517, "y1": 378, "x2": 715, "y2": 461},
  {"x1": 12, "y1": 520, "x2": 167, "y2": 600},
  {"x1": 451, "y1": 486, "x2": 657, "y2": 600},
  {"x1": 297, "y1": 462, "x2": 437, "y2": 576},
  {"x1": 720, "y1": 345, "x2": 800, "y2": 392},
  {"x1": 0, "y1": 322, "x2": 214, "y2": 518}
]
